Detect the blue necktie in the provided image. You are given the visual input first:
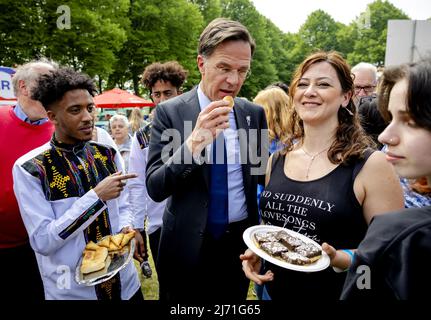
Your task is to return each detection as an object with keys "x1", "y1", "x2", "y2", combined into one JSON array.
[{"x1": 207, "y1": 133, "x2": 229, "y2": 239}]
